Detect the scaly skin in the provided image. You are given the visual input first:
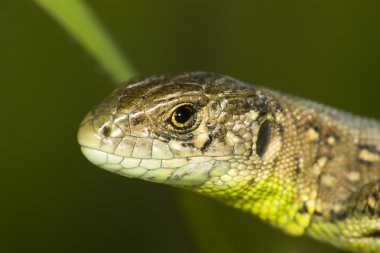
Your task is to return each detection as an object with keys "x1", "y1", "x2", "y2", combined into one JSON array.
[{"x1": 77, "y1": 72, "x2": 380, "y2": 252}]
